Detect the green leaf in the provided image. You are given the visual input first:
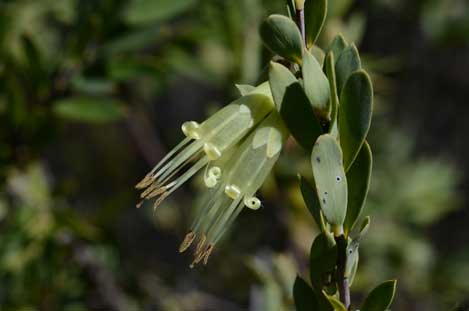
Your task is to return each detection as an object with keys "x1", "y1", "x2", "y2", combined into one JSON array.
[
  {"x1": 302, "y1": 50, "x2": 330, "y2": 119},
  {"x1": 269, "y1": 62, "x2": 322, "y2": 152},
  {"x1": 310, "y1": 45, "x2": 326, "y2": 65},
  {"x1": 269, "y1": 61, "x2": 297, "y2": 110},
  {"x1": 311, "y1": 134, "x2": 348, "y2": 225},
  {"x1": 344, "y1": 239, "x2": 359, "y2": 279},
  {"x1": 327, "y1": 34, "x2": 347, "y2": 60},
  {"x1": 335, "y1": 44, "x2": 362, "y2": 94},
  {"x1": 260, "y1": 14, "x2": 303, "y2": 64},
  {"x1": 235, "y1": 84, "x2": 255, "y2": 96},
  {"x1": 344, "y1": 142, "x2": 372, "y2": 235},
  {"x1": 310, "y1": 233, "x2": 337, "y2": 289},
  {"x1": 325, "y1": 52, "x2": 339, "y2": 138},
  {"x1": 293, "y1": 276, "x2": 319, "y2": 311},
  {"x1": 53, "y1": 97, "x2": 126, "y2": 123},
  {"x1": 299, "y1": 175, "x2": 322, "y2": 228},
  {"x1": 358, "y1": 216, "x2": 371, "y2": 238},
  {"x1": 323, "y1": 293, "x2": 347, "y2": 311},
  {"x1": 304, "y1": 0, "x2": 327, "y2": 48},
  {"x1": 361, "y1": 280, "x2": 397, "y2": 311},
  {"x1": 125, "y1": 0, "x2": 196, "y2": 25},
  {"x1": 281, "y1": 83, "x2": 323, "y2": 152},
  {"x1": 339, "y1": 70, "x2": 373, "y2": 171}
]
